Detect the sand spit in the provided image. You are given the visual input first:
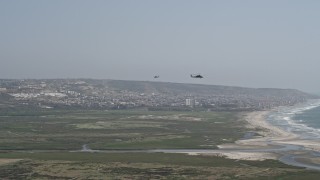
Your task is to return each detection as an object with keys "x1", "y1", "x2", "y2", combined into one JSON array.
[{"x1": 210, "y1": 152, "x2": 279, "y2": 161}]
